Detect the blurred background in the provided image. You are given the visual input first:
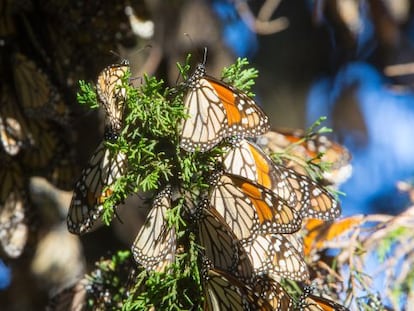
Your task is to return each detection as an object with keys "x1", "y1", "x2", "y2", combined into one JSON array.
[{"x1": 1, "y1": 0, "x2": 414, "y2": 309}]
